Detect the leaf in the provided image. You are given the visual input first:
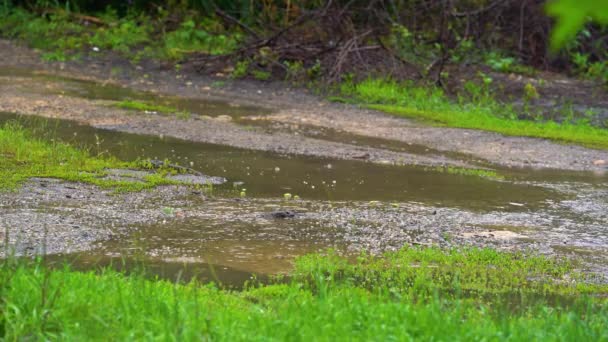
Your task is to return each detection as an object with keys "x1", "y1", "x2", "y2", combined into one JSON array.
[{"x1": 546, "y1": 0, "x2": 608, "y2": 49}]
